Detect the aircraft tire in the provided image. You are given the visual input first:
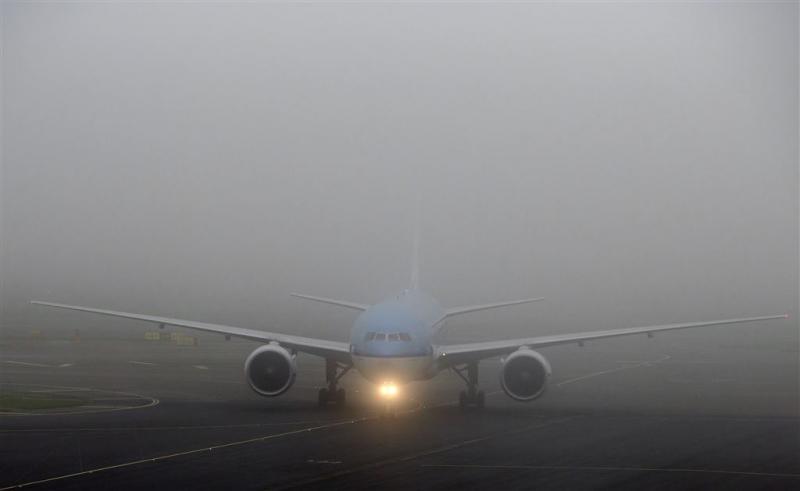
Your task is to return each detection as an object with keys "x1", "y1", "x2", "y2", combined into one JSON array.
[
  {"x1": 335, "y1": 388, "x2": 346, "y2": 406},
  {"x1": 458, "y1": 391, "x2": 467, "y2": 409},
  {"x1": 318, "y1": 388, "x2": 329, "y2": 407},
  {"x1": 476, "y1": 390, "x2": 485, "y2": 409}
]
